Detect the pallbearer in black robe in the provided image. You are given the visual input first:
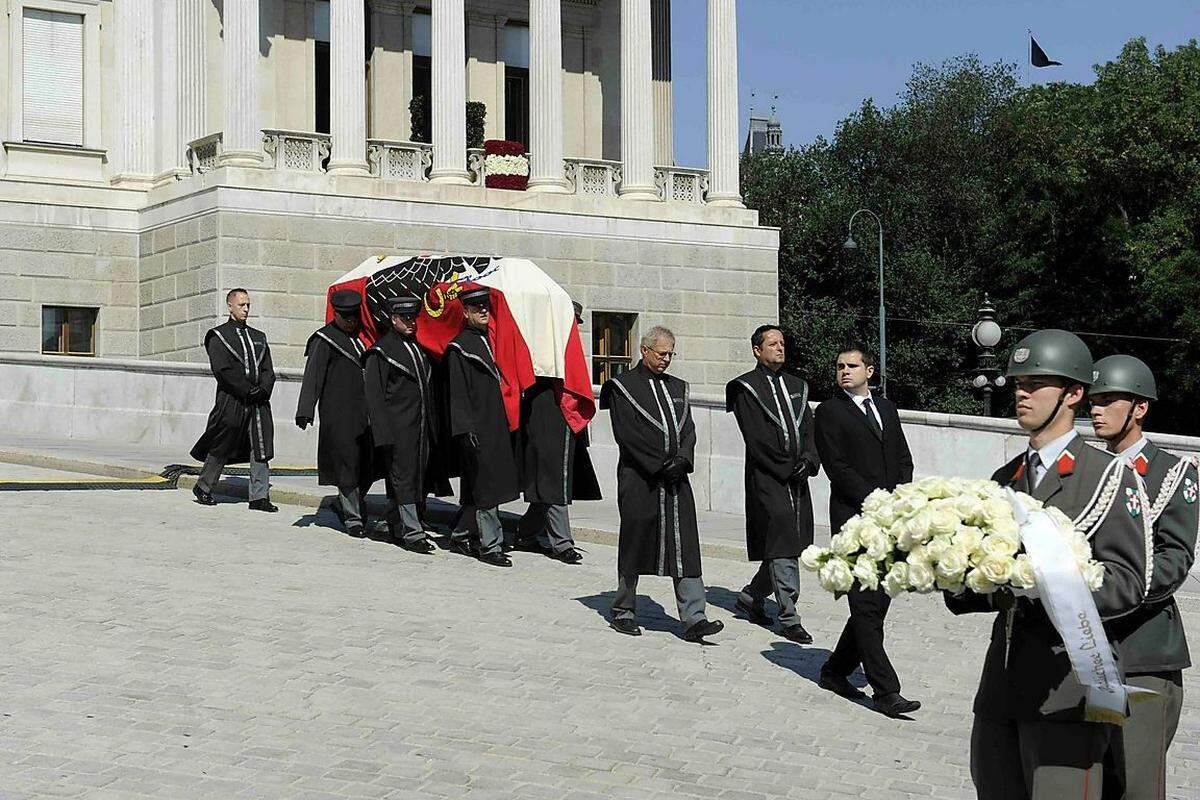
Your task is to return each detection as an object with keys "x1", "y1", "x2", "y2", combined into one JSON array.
[
  {"x1": 445, "y1": 287, "x2": 519, "y2": 567},
  {"x1": 363, "y1": 296, "x2": 437, "y2": 554},
  {"x1": 598, "y1": 326, "x2": 722, "y2": 642},
  {"x1": 514, "y1": 302, "x2": 601, "y2": 564},
  {"x1": 725, "y1": 325, "x2": 820, "y2": 645},
  {"x1": 296, "y1": 289, "x2": 374, "y2": 537},
  {"x1": 190, "y1": 289, "x2": 277, "y2": 512}
]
